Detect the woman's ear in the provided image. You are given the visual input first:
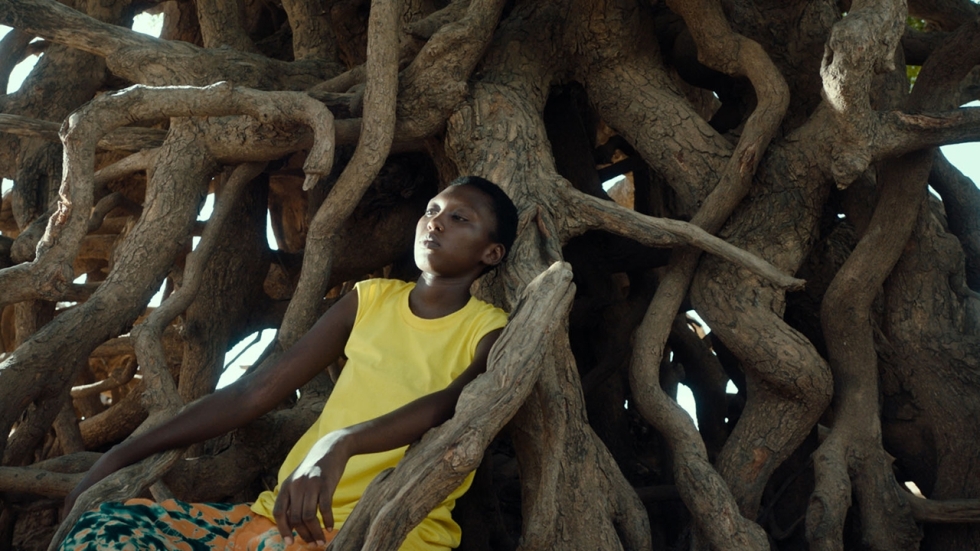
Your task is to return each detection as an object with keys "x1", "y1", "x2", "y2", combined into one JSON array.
[{"x1": 483, "y1": 243, "x2": 505, "y2": 267}]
